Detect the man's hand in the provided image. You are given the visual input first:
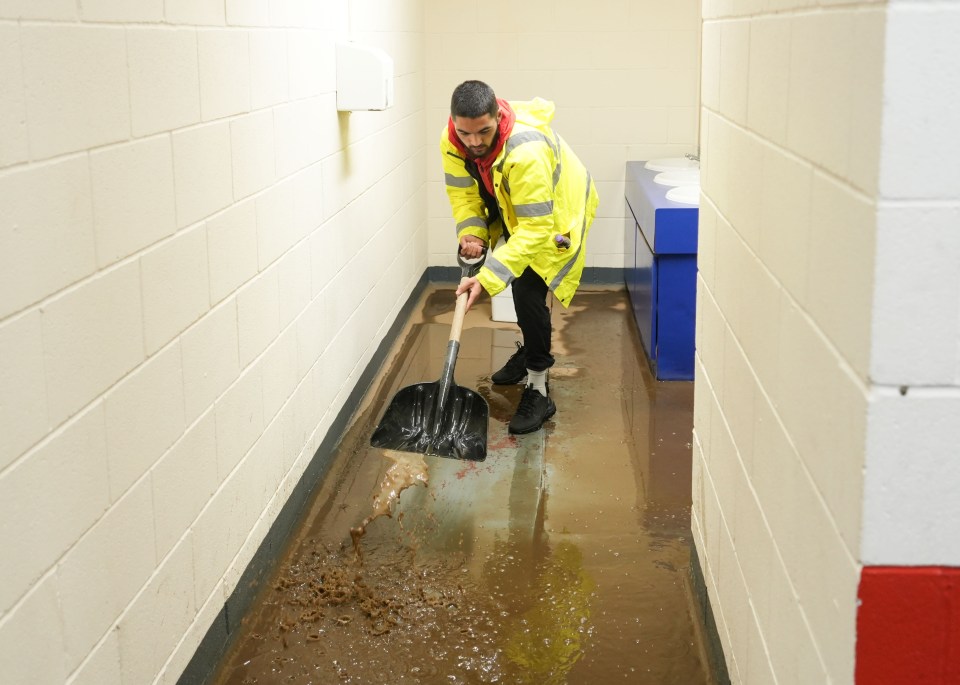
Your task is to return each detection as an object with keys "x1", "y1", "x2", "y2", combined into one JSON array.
[
  {"x1": 455, "y1": 276, "x2": 484, "y2": 312},
  {"x1": 458, "y1": 235, "x2": 486, "y2": 258}
]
